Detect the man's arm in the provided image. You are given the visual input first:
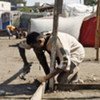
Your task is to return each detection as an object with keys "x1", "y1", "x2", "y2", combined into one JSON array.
[
  {"x1": 34, "y1": 48, "x2": 50, "y2": 75},
  {"x1": 18, "y1": 45, "x2": 32, "y2": 80},
  {"x1": 18, "y1": 40, "x2": 32, "y2": 65},
  {"x1": 18, "y1": 46, "x2": 28, "y2": 65}
]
